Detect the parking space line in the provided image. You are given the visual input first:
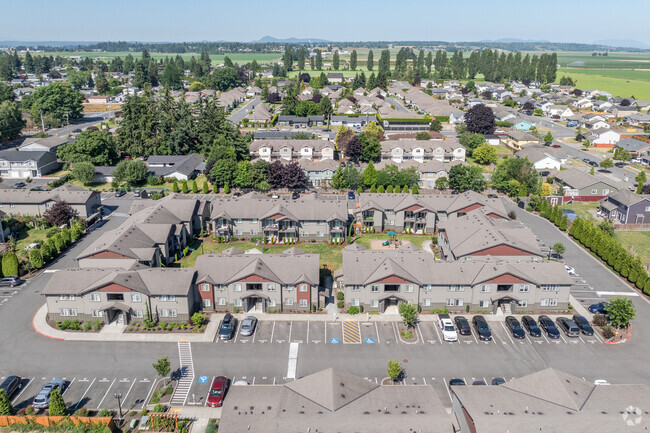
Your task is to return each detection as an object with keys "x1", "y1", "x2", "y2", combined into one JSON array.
[
  {"x1": 374, "y1": 322, "x2": 380, "y2": 344},
  {"x1": 252, "y1": 327, "x2": 257, "y2": 343},
  {"x1": 306, "y1": 322, "x2": 309, "y2": 343},
  {"x1": 416, "y1": 325, "x2": 424, "y2": 344},
  {"x1": 74, "y1": 378, "x2": 95, "y2": 410},
  {"x1": 541, "y1": 332, "x2": 550, "y2": 344},
  {"x1": 592, "y1": 331, "x2": 604, "y2": 343},
  {"x1": 324, "y1": 322, "x2": 326, "y2": 342},
  {"x1": 97, "y1": 378, "x2": 116, "y2": 408},
  {"x1": 142, "y1": 379, "x2": 158, "y2": 409},
  {"x1": 270, "y1": 321, "x2": 276, "y2": 343},
  {"x1": 123, "y1": 378, "x2": 137, "y2": 407},
  {"x1": 432, "y1": 320, "x2": 443, "y2": 343},
  {"x1": 559, "y1": 334, "x2": 568, "y2": 344},
  {"x1": 392, "y1": 322, "x2": 400, "y2": 344},
  {"x1": 204, "y1": 376, "x2": 215, "y2": 407},
  {"x1": 500, "y1": 322, "x2": 515, "y2": 345},
  {"x1": 62, "y1": 378, "x2": 75, "y2": 396},
  {"x1": 12, "y1": 377, "x2": 33, "y2": 404},
  {"x1": 578, "y1": 335, "x2": 586, "y2": 344},
  {"x1": 288, "y1": 321, "x2": 292, "y2": 343},
  {"x1": 471, "y1": 331, "x2": 479, "y2": 344}
]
